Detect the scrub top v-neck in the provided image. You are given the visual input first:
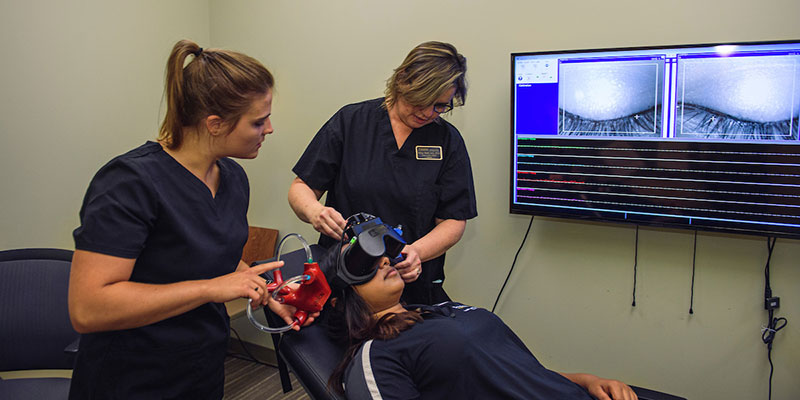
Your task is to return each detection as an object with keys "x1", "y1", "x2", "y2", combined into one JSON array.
[
  {"x1": 70, "y1": 141, "x2": 250, "y2": 399},
  {"x1": 293, "y1": 98, "x2": 477, "y2": 304}
]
